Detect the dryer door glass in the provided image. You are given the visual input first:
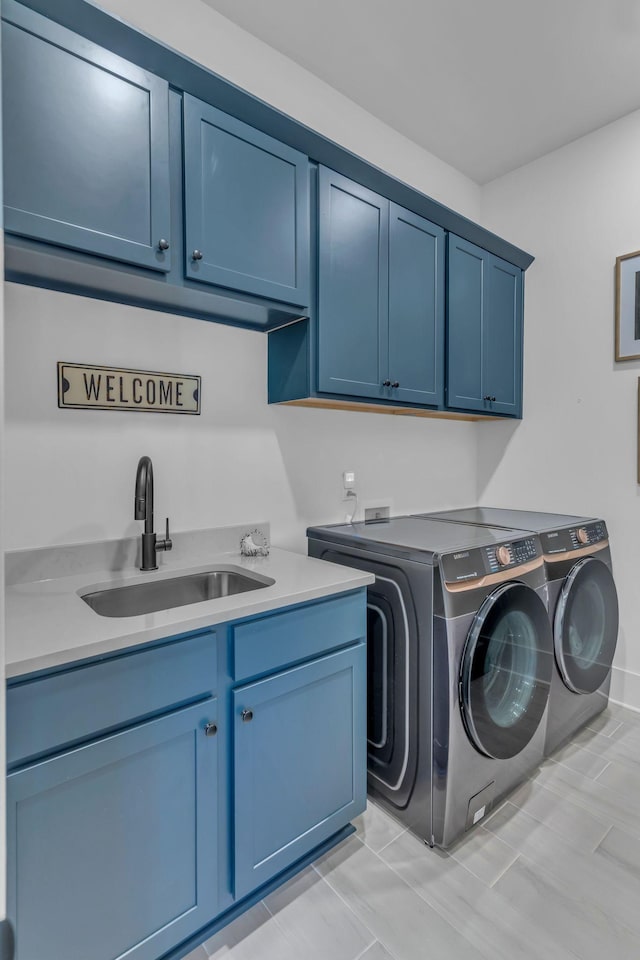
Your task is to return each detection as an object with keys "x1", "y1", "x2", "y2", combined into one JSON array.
[
  {"x1": 460, "y1": 583, "x2": 553, "y2": 759},
  {"x1": 554, "y1": 557, "x2": 619, "y2": 694}
]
